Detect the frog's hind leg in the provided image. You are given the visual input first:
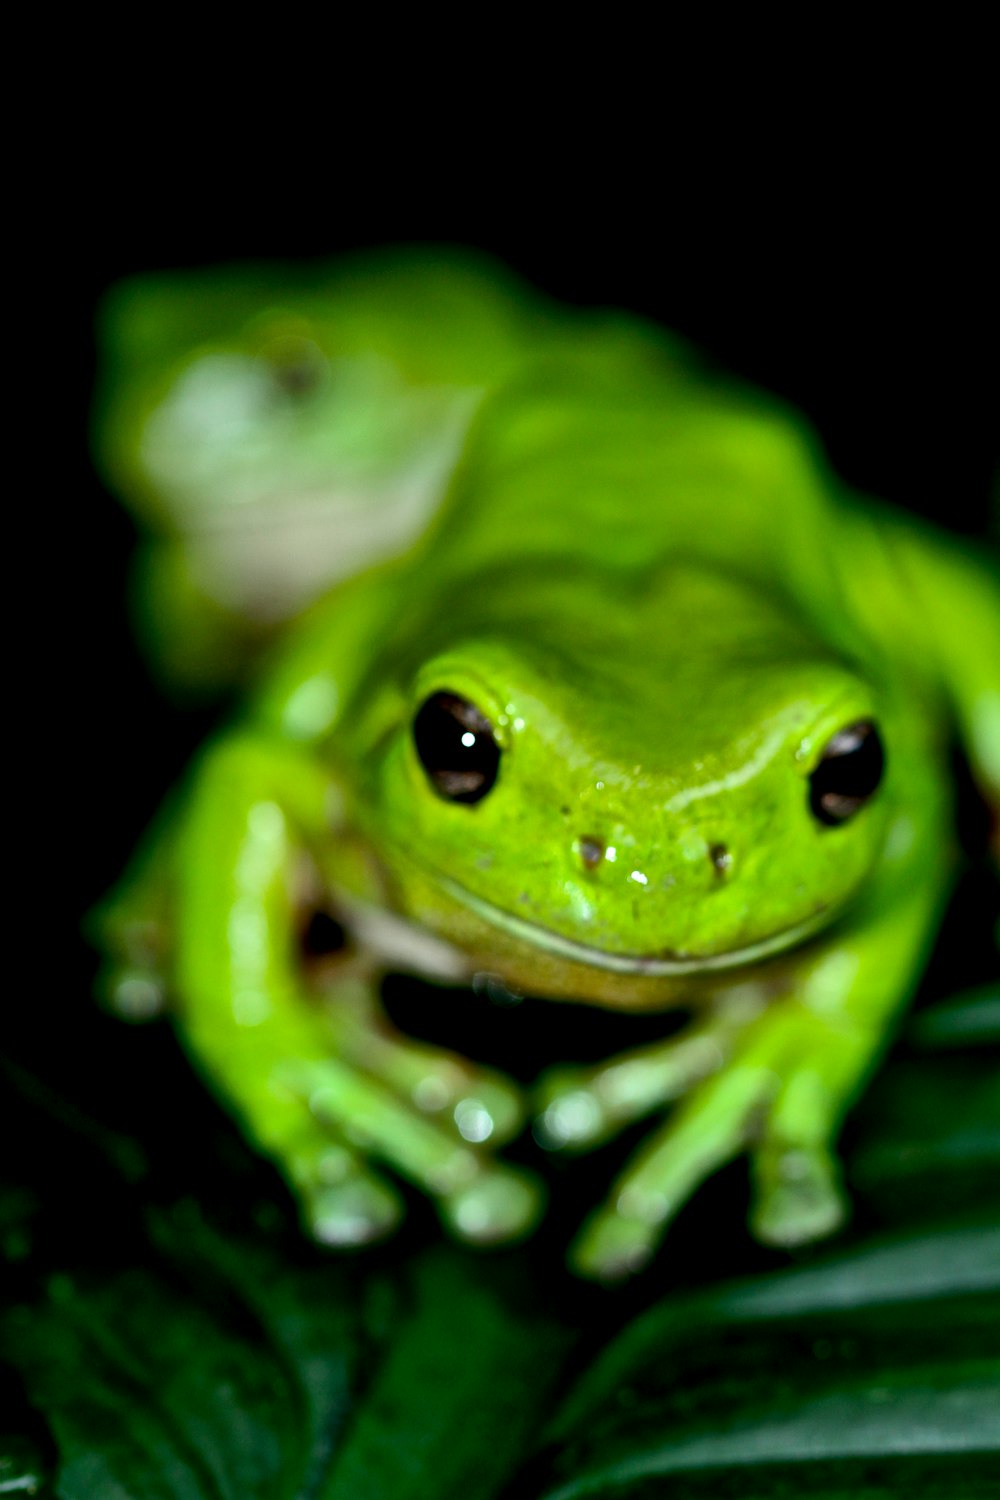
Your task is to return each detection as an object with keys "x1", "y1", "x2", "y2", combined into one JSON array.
[{"x1": 568, "y1": 865, "x2": 950, "y2": 1281}]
